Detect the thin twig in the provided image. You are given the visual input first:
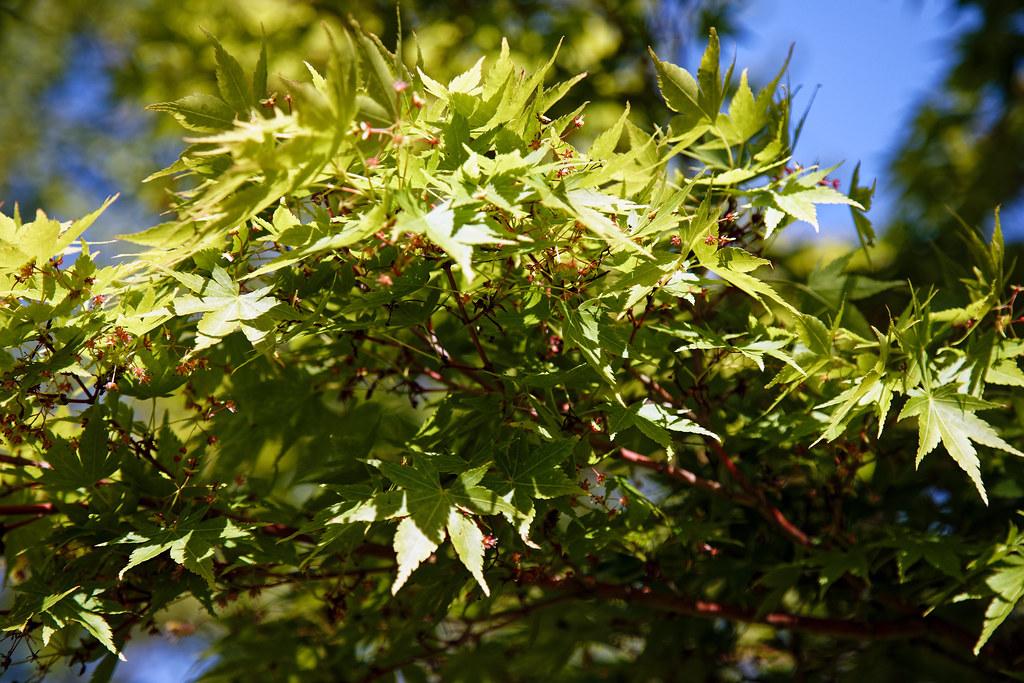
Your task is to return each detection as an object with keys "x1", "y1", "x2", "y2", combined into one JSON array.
[
  {"x1": 0, "y1": 454, "x2": 50, "y2": 469},
  {"x1": 444, "y1": 264, "x2": 492, "y2": 370}
]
